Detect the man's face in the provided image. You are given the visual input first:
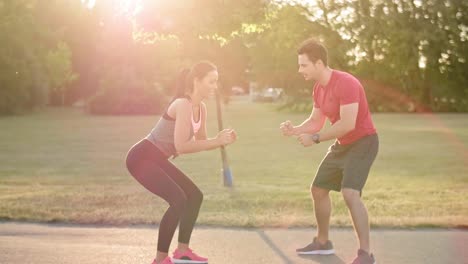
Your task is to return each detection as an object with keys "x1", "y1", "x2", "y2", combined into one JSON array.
[{"x1": 298, "y1": 54, "x2": 321, "y2": 81}]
